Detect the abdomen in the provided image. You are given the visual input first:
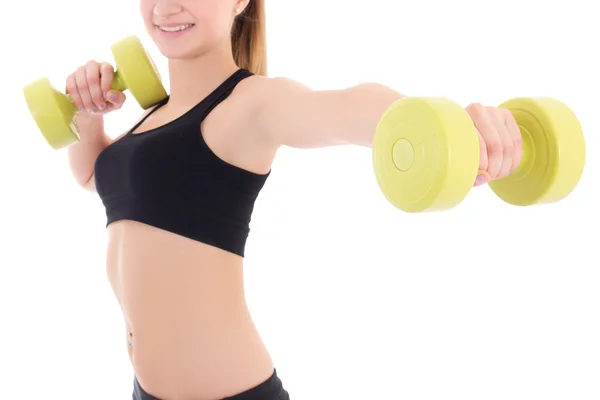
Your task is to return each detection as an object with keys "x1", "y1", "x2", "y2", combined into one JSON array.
[{"x1": 105, "y1": 220, "x2": 274, "y2": 399}]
